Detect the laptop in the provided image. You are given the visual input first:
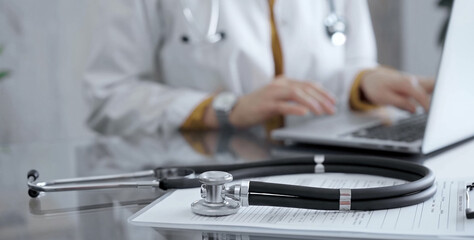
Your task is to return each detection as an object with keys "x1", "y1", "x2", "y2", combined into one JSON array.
[{"x1": 272, "y1": 0, "x2": 474, "y2": 154}]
